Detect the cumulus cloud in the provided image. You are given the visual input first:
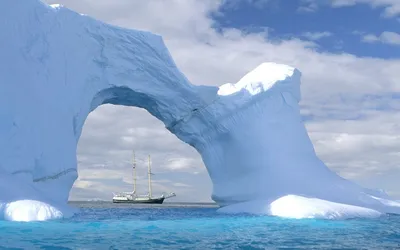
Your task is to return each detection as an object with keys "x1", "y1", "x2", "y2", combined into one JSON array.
[
  {"x1": 362, "y1": 31, "x2": 400, "y2": 45},
  {"x1": 43, "y1": 0, "x2": 400, "y2": 200},
  {"x1": 300, "y1": 0, "x2": 400, "y2": 17},
  {"x1": 302, "y1": 31, "x2": 333, "y2": 40},
  {"x1": 307, "y1": 111, "x2": 400, "y2": 178}
]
